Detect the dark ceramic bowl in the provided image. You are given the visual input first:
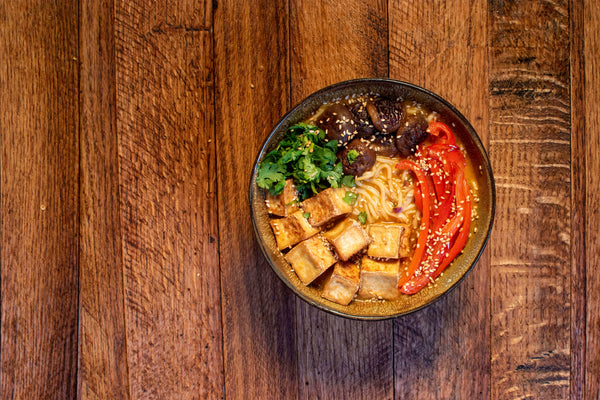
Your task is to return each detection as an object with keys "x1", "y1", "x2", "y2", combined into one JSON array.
[{"x1": 249, "y1": 78, "x2": 495, "y2": 320}]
